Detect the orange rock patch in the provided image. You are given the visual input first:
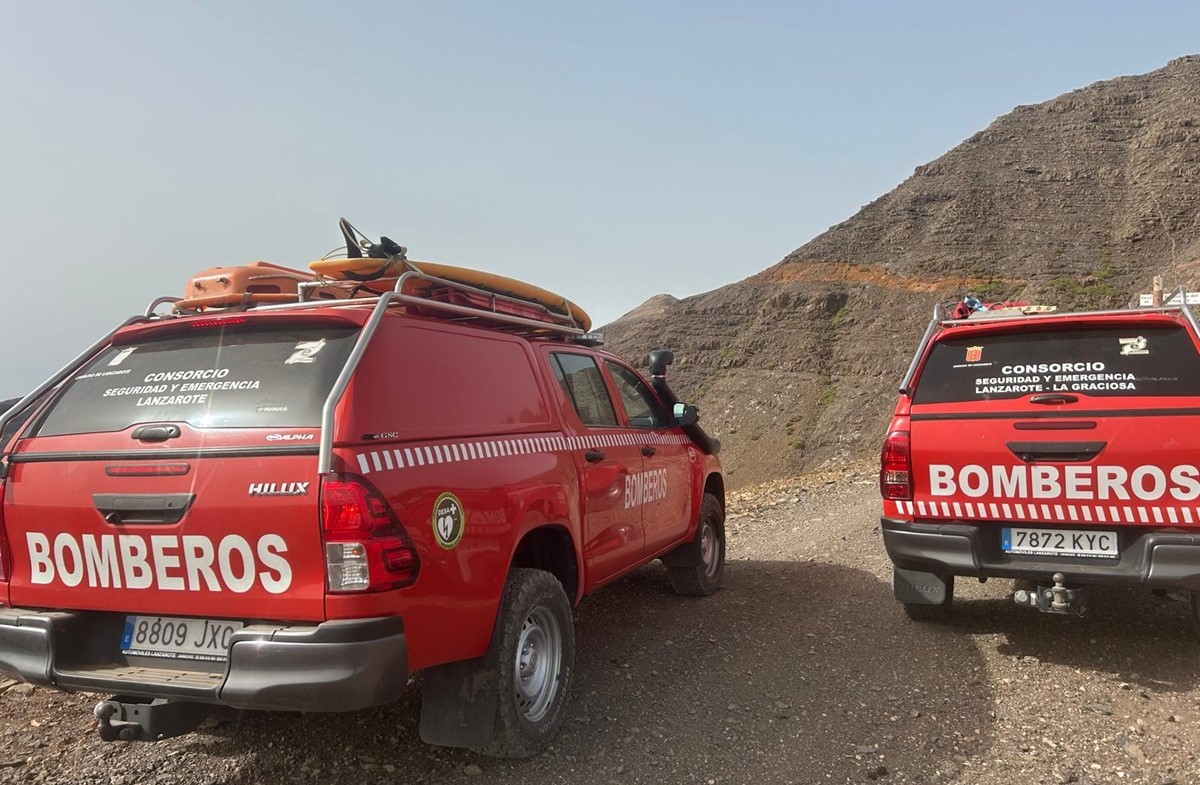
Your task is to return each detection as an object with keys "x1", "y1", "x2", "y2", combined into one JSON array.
[{"x1": 753, "y1": 261, "x2": 1023, "y2": 294}]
